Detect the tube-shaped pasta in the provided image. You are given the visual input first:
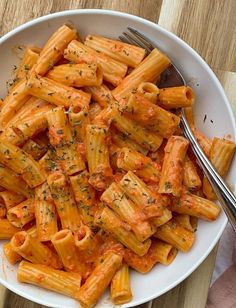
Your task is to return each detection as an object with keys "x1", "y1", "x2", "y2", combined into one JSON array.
[
  {"x1": 150, "y1": 239, "x2": 178, "y2": 265},
  {"x1": 193, "y1": 129, "x2": 212, "y2": 157},
  {"x1": 123, "y1": 248, "x2": 155, "y2": 274},
  {"x1": 5, "y1": 97, "x2": 48, "y2": 129},
  {"x1": 64, "y1": 40, "x2": 127, "y2": 86},
  {"x1": 74, "y1": 224, "x2": 95, "y2": 253},
  {"x1": 51, "y1": 229, "x2": 88, "y2": 278},
  {"x1": 3, "y1": 242, "x2": 22, "y2": 264},
  {"x1": 1, "y1": 104, "x2": 53, "y2": 146},
  {"x1": 34, "y1": 25, "x2": 77, "y2": 76},
  {"x1": 124, "y1": 239, "x2": 177, "y2": 273},
  {"x1": 7, "y1": 199, "x2": 35, "y2": 228},
  {"x1": 94, "y1": 206, "x2": 151, "y2": 256},
  {"x1": 35, "y1": 183, "x2": 58, "y2": 242},
  {"x1": 117, "y1": 147, "x2": 161, "y2": 183},
  {"x1": 170, "y1": 190, "x2": 221, "y2": 221},
  {"x1": 0, "y1": 140, "x2": 46, "y2": 188},
  {"x1": 88, "y1": 102, "x2": 102, "y2": 122},
  {"x1": 203, "y1": 137, "x2": 236, "y2": 200},
  {"x1": 38, "y1": 148, "x2": 59, "y2": 176},
  {"x1": 68, "y1": 106, "x2": 90, "y2": 143},
  {"x1": 112, "y1": 131, "x2": 148, "y2": 155},
  {"x1": 152, "y1": 207, "x2": 172, "y2": 228},
  {"x1": 86, "y1": 124, "x2": 112, "y2": 191},
  {"x1": 119, "y1": 171, "x2": 163, "y2": 219},
  {"x1": 0, "y1": 191, "x2": 25, "y2": 210},
  {"x1": 0, "y1": 219, "x2": 20, "y2": 239},
  {"x1": 112, "y1": 48, "x2": 170, "y2": 102},
  {"x1": 26, "y1": 226, "x2": 38, "y2": 238},
  {"x1": 26, "y1": 74, "x2": 91, "y2": 108},
  {"x1": 137, "y1": 82, "x2": 159, "y2": 104},
  {"x1": 113, "y1": 111, "x2": 163, "y2": 152},
  {"x1": 69, "y1": 171, "x2": 95, "y2": 206},
  {"x1": 0, "y1": 79, "x2": 30, "y2": 129},
  {"x1": 47, "y1": 63, "x2": 103, "y2": 87},
  {"x1": 110, "y1": 264, "x2": 132, "y2": 305},
  {"x1": 158, "y1": 136, "x2": 189, "y2": 197},
  {"x1": 184, "y1": 106, "x2": 194, "y2": 127},
  {"x1": 16, "y1": 47, "x2": 41, "y2": 80},
  {"x1": 0, "y1": 165, "x2": 33, "y2": 198},
  {"x1": 154, "y1": 219, "x2": 195, "y2": 252},
  {"x1": 11, "y1": 231, "x2": 62, "y2": 269},
  {"x1": 183, "y1": 155, "x2": 202, "y2": 190},
  {"x1": 158, "y1": 86, "x2": 195, "y2": 109},
  {"x1": 75, "y1": 252, "x2": 122, "y2": 308},
  {"x1": 47, "y1": 171, "x2": 81, "y2": 231},
  {"x1": 121, "y1": 93, "x2": 180, "y2": 138},
  {"x1": 101, "y1": 182, "x2": 155, "y2": 241},
  {"x1": 17, "y1": 261, "x2": 81, "y2": 298},
  {"x1": 47, "y1": 107, "x2": 85, "y2": 175},
  {"x1": 84, "y1": 84, "x2": 113, "y2": 108},
  {"x1": 69, "y1": 171, "x2": 96, "y2": 227},
  {"x1": 85, "y1": 34, "x2": 145, "y2": 67},
  {"x1": 92, "y1": 105, "x2": 115, "y2": 127},
  {"x1": 173, "y1": 214, "x2": 198, "y2": 232}
]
